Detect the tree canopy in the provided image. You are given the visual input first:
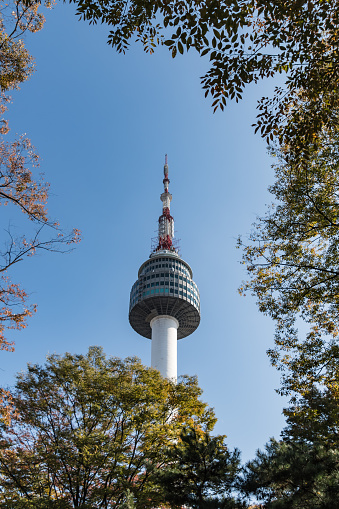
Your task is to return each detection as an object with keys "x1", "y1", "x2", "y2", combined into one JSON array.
[
  {"x1": 156, "y1": 427, "x2": 243, "y2": 508},
  {"x1": 283, "y1": 379, "x2": 339, "y2": 448},
  {"x1": 241, "y1": 369, "x2": 339, "y2": 507},
  {"x1": 0, "y1": 347, "x2": 240, "y2": 508},
  {"x1": 238, "y1": 124, "x2": 339, "y2": 398},
  {"x1": 65, "y1": 0, "x2": 339, "y2": 152},
  {"x1": 241, "y1": 438, "x2": 339, "y2": 509},
  {"x1": 0, "y1": 0, "x2": 44, "y2": 93}
]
